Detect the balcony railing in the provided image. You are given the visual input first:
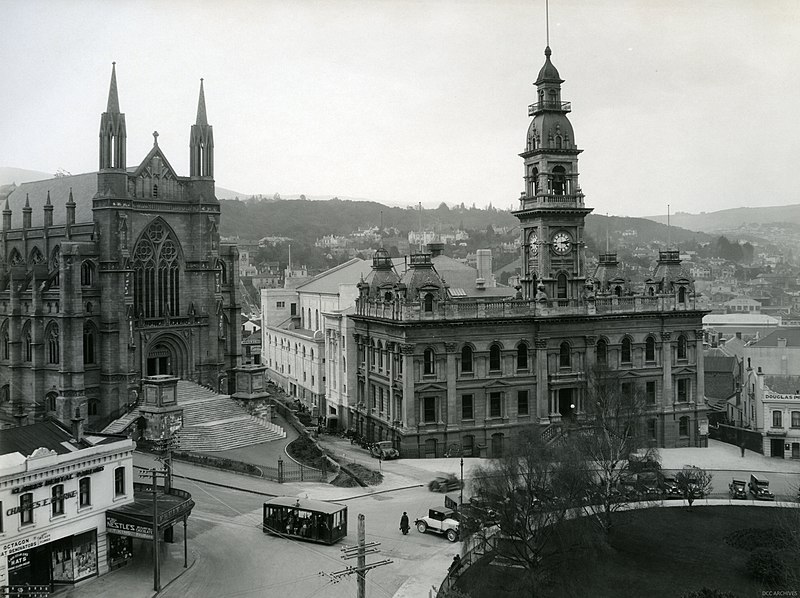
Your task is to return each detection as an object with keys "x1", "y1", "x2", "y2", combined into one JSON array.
[
  {"x1": 517, "y1": 193, "x2": 585, "y2": 210},
  {"x1": 528, "y1": 101, "x2": 571, "y2": 115},
  {"x1": 355, "y1": 293, "x2": 699, "y2": 322}
]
